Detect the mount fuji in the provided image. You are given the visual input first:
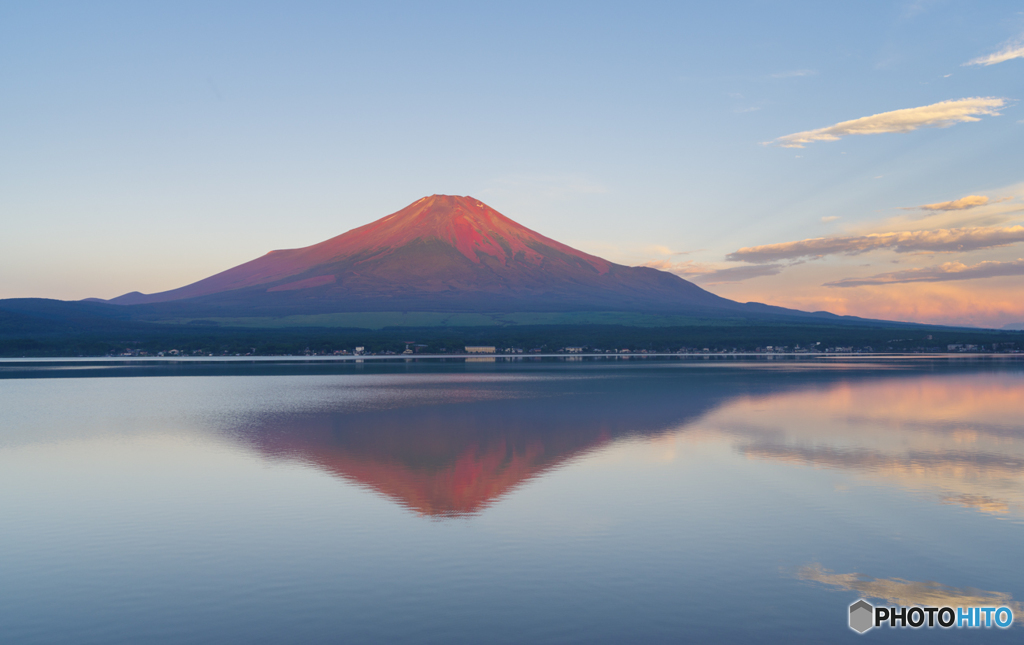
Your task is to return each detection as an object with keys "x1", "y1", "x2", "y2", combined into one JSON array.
[{"x1": 96, "y1": 194, "x2": 811, "y2": 320}]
